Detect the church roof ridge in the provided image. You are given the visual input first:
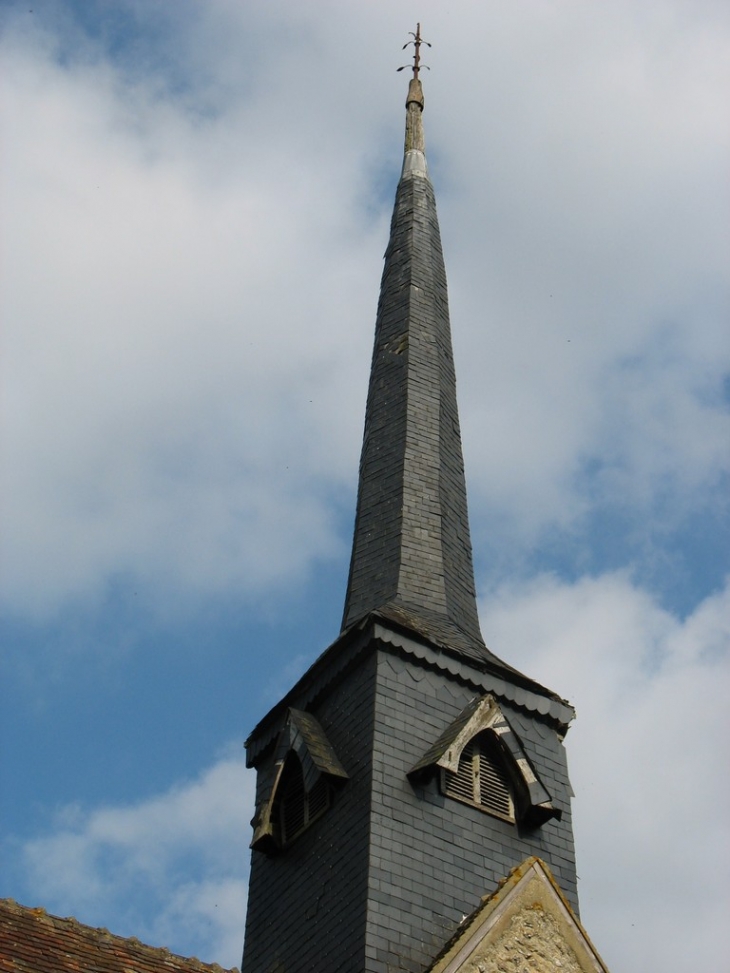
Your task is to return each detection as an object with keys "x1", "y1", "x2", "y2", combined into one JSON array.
[{"x1": 0, "y1": 898, "x2": 236, "y2": 973}]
